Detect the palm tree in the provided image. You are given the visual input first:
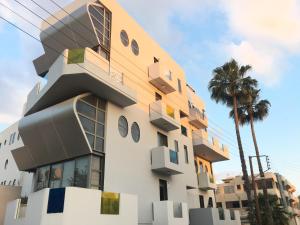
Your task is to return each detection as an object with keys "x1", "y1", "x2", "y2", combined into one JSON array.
[
  {"x1": 257, "y1": 194, "x2": 290, "y2": 225},
  {"x1": 230, "y1": 87, "x2": 273, "y2": 225},
  {"x1": 208, "y1": 59, "x2": 256, "y2": 224}
]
